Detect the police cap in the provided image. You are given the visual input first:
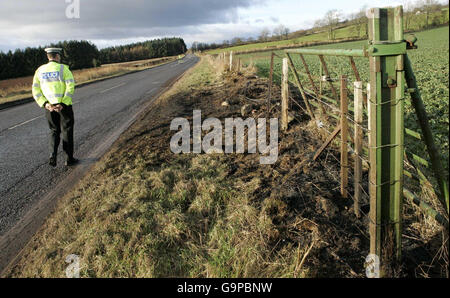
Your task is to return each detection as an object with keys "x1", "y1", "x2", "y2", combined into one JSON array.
[{"x1": 44, "y1": 48, "x2": 63, "y2": 54}]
